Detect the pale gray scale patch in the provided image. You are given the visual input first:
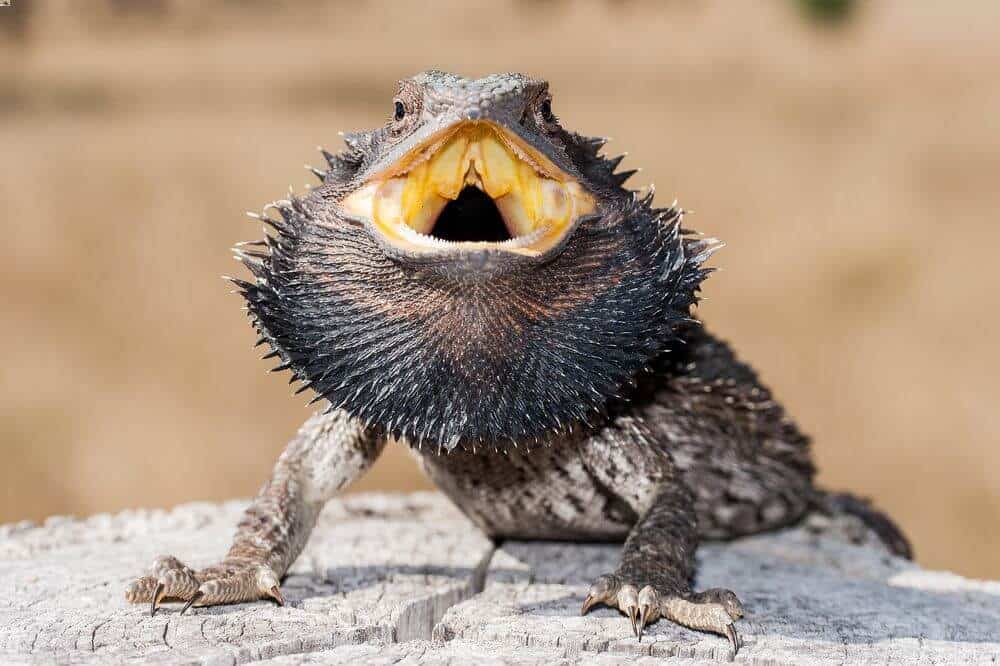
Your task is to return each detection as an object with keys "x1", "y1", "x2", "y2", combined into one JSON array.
[{"x1": 410, "y1": 441, "x2": 634, "y2": 541}]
